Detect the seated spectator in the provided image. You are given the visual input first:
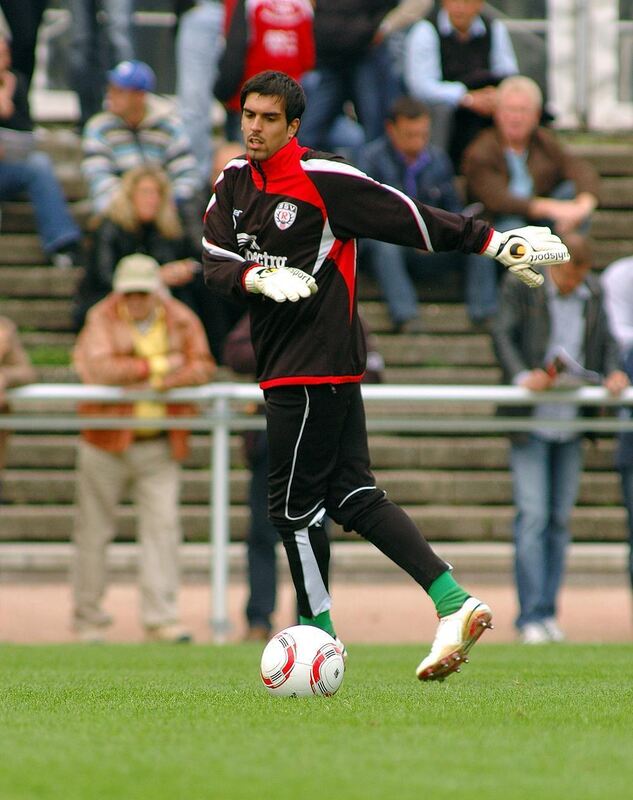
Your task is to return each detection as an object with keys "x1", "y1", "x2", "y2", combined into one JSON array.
[
  {"x1": 299, "y1": 1, "x2": 429, "y2": 153},
  {"x1": 461, "y1": 75, "x2": 600, "y2": 327},
  {"x1": 0, "y1": 314, "x2": 36, "y2": 503},
  {"x1": 492, "y1": 233, "x2": 627, "y2": 644},
  {"x1": 404, "y1": 0, "x2": 518, "y2": 170},
  {"x1": 72, "y1": 254, "x2": 216, "y2": 644},
  {"x1": 81, "y1": 60, "x2": 202, "y2": 219},
  {"x1": 68, "y1": 1, "x2": 136, "y2": 128},
  {"x1": 601, "y1": 255, "x2": 633, "y2": 594},
  {"x1": 357, "y1": 96, "x2": 464, "y2": 333},
  {"x1": 0, "y1": 33, "x2": 82, "y2": 267},
  {"x1": 73, "y1": 164, "x2": 239, "y2": 363}
]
